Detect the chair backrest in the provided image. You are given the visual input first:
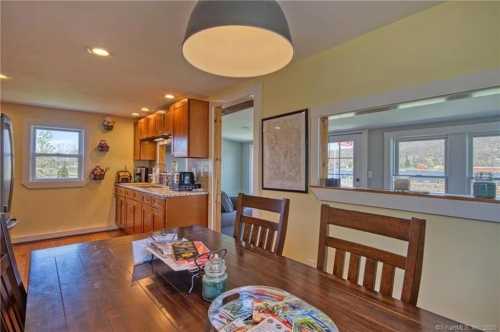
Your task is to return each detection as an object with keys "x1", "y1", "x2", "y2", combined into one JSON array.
[
  {"x1": 317, "y1": 205, "x2": 426, "y2": 305},
  {"x1": 0, "y1": 219, "x2": 27, "y2": 332},
  {"x1": 233, "y1": 193, "x2": 290, "y2": 256}
]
